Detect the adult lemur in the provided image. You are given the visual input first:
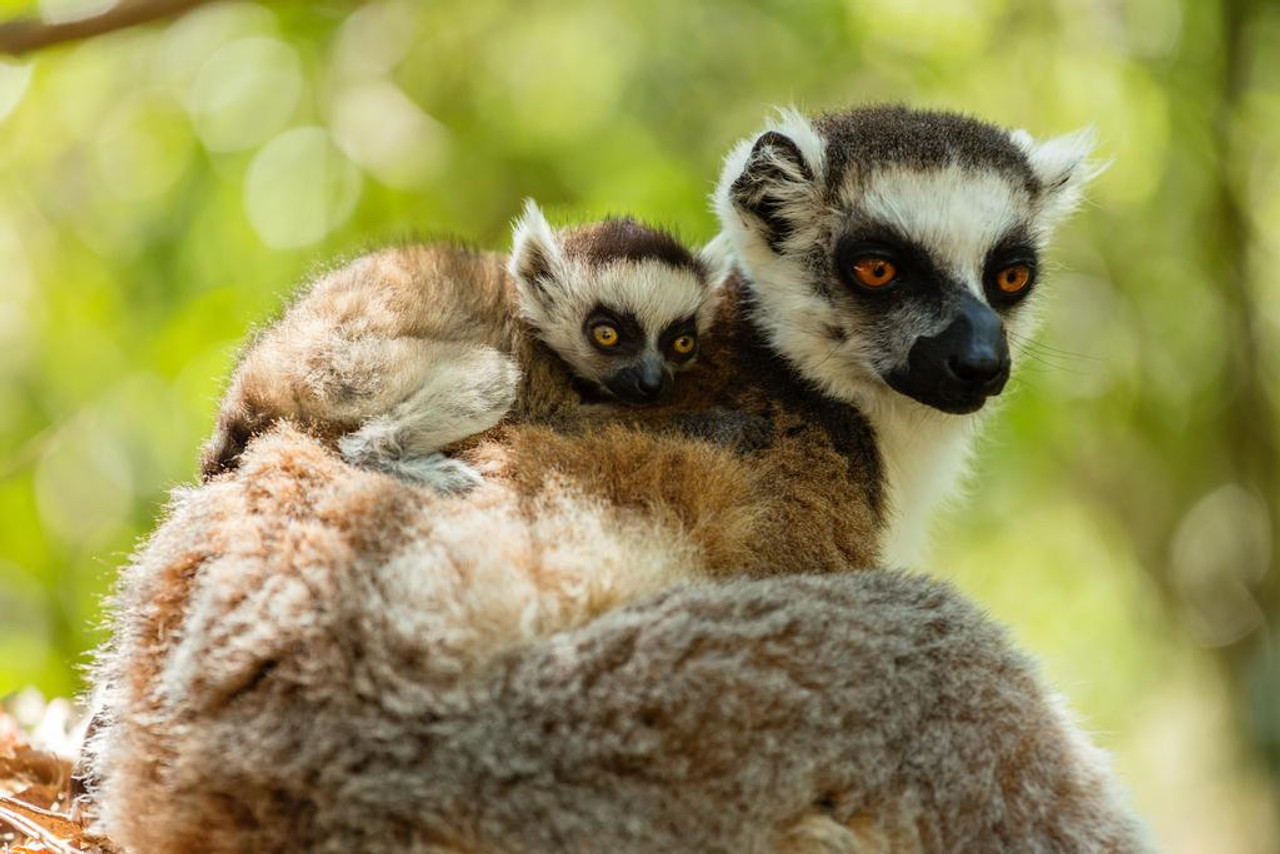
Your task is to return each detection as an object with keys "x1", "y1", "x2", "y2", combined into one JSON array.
[
  {"x1": 202, "y1": 201, "x2": 715, "y2": 490},
  {"x1": 709, "y1": 105, "x2": 1099, "y2": 564},
  {"x1": 88, "y1": 106, "x2": 1148, "y2": 853}
]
